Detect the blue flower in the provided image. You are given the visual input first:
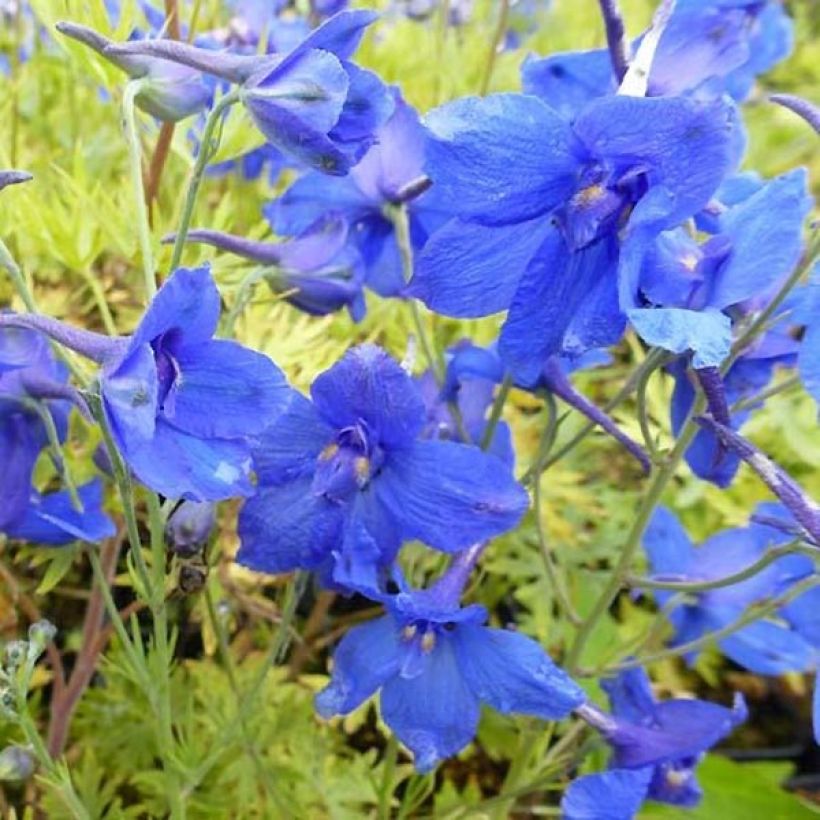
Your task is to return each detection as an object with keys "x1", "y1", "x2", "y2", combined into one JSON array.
[
  {"x1": 267, "y1": 90, "x2": 450, "y2": 296},
  {"x1": 236, "y1": 344, "x2": 529, "y2": 590},
  {"x1": 0, "y1": 170, "x2": 32, "y2": 191},
  {"x1": 798, "y1": 263, "x2": 820, "y2": 414},
  {"x1": 408, "y1": 91, "x2": 738, "y2": 383},
  {"x1": 169, "y1": 213, "x2": 366, "y2": 321},
  {"x1": 642, "y1": 505, "x2": 815, "y2": 675},
  {"x1": 315, "y1": 546, "x2": 584, "y2": 772},
  {"x1": 0, "y1": 267, "x2": 290, "y2": 502},
  {"x1": 415, "y1": 341, "x2": 515, "y2": 466},
  {"x1": 522, "y1": 0, "x2": 792, "y2": 116},
  {"x1": 56, "y1": 22, "x2": 212, "y2": 122},
  {"x1": 626, "y1": 168, "x2": 812, "y2": 370},
  {"x1": 106, "y1": 10, "x2": 394, "y2": 174},
  {"x1": 574, "y1": 666, "x2": 747, "y2": 813}
]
